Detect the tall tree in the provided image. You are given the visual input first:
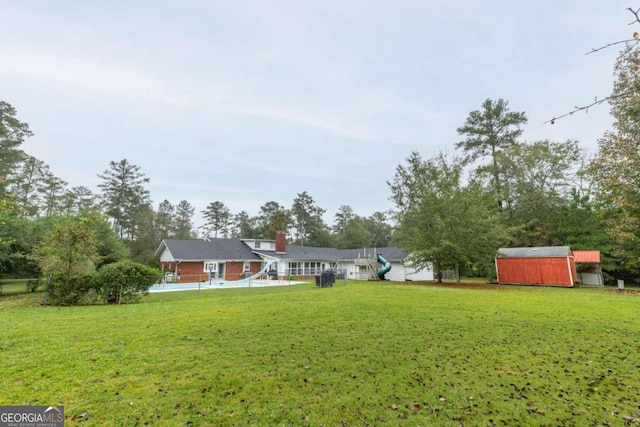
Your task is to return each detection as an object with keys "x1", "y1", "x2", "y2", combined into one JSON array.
[
  {"x1": 555, "y1": 189, "x2": 612, "y2": 257},
  {"x1": 0, "y1": 189, "x2": 21, "y2": 276},
  {"x1": 97, "y1": 159, "x2": 151, "y2": 240},
  {"x1": 332, "y1": 205, "x2": 354, "y2": 234},
  {"x1": 231, "y1": 210, "x2": 257, "y2": 238},
  {"x1": 0, "y1": 101, "x2": 31, "y2": 193},
  {"x1": 588, "y1": 42, "x2": 640, "y2": 269},
  {"x1": 155, "y1": 200, "x2": 175, "y2": 240},
  {"x1": 362, "y1": 211, "x2": 394, "y2": 248},
  {"x1": 41, "y1": 171, "x2": 68, "y2": 217},
  {"x1": 8, "y1": 154, "x2": 47, "y2": 218},
  {"x1": 90, "y1": 214, "x2": 129, "y2": 267},
  {"x1": 266, "y1": 209, "x2": 288, "y2": 240},
  {"x1": 128, "y1": 205, "x2": 158, "y2": 264},
  {"x1": 500, "y1": 140, "x2": 582, "y2": 246},
  {"x1": 390, "y1": 151, "x2": 507, "y2": 282},
  {"x1": 173, "y1": 200, "x2": 196, "y2": 239},
  {"x1": 256, "y1": 201, "x2": 287, "y2": 238},
  {"x1": 201, "y1": 201, "x2": 231, "y2": 238},
  {"x1": 290, "y1": 191, "x2": 326, "y2": 246},
  {"x1": 60, "y1": 186, "x2": 97, "y2": 215},
  {"x1": 337, "y1": 217, "x2": 371, "y2": 249},
  {"x1": 456, "y1": 98, "x2": 527, "y2": 209}
]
